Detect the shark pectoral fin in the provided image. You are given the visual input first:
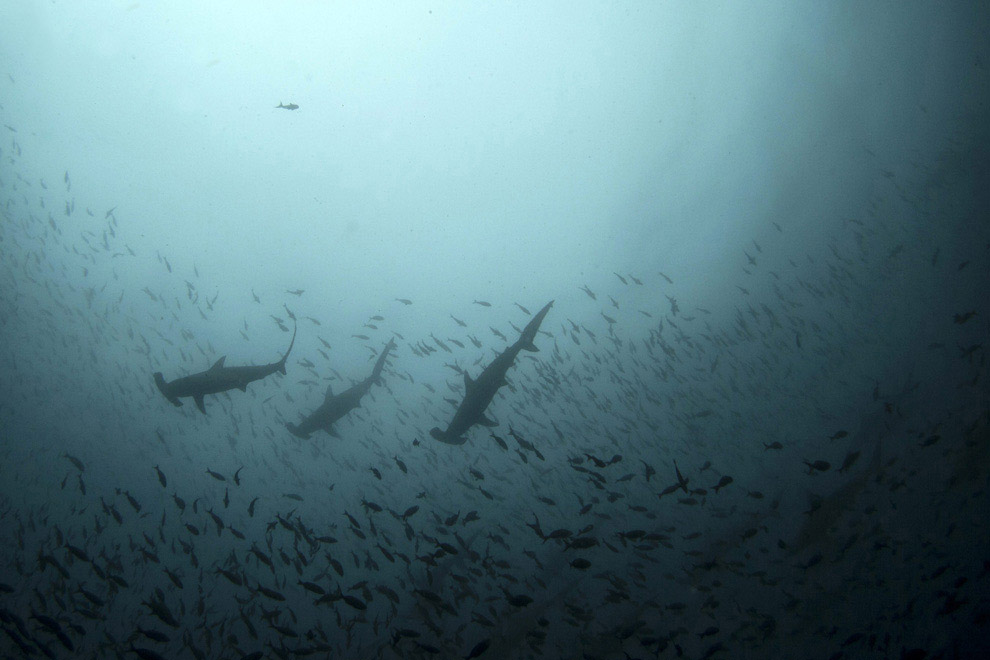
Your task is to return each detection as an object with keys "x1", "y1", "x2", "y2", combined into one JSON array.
[
  {"x1": 479, "y1": 414, "x2": 498, "y2": 427},
  {"x1": 325, "y1": 426, "x2": 340, "y2": 438},
  {"x1": 209, "y1": 356, "x2": 227, "y2": 371},
  {"x1": 522, "y1": 341, "x2": 540, "y2": 352},
  {"x1": 194, "y1": 395, "x2": 207, "y2": 414}
]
